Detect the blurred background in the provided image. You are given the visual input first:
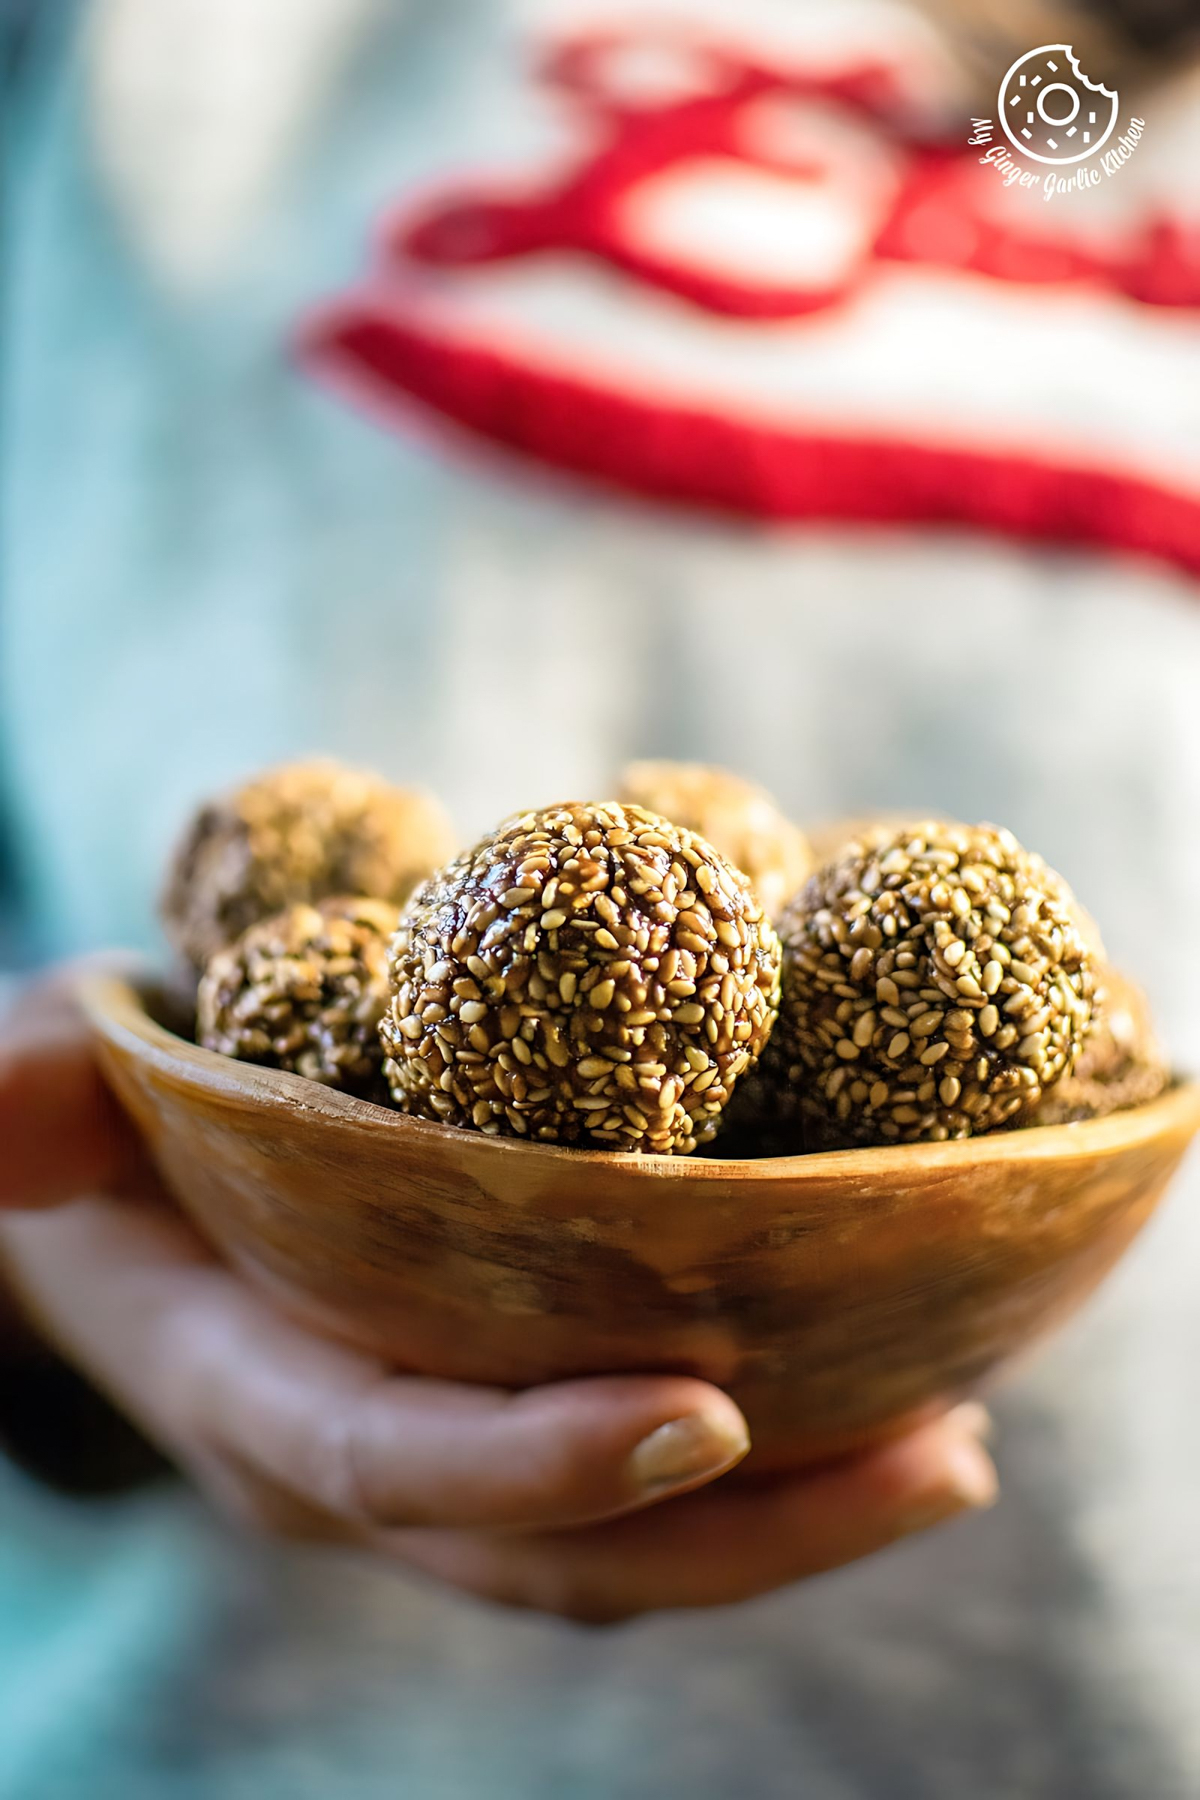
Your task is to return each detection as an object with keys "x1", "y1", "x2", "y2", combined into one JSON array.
[{"x1": 2, "y1": 1, "x2": 1200, "y2": 1796}]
